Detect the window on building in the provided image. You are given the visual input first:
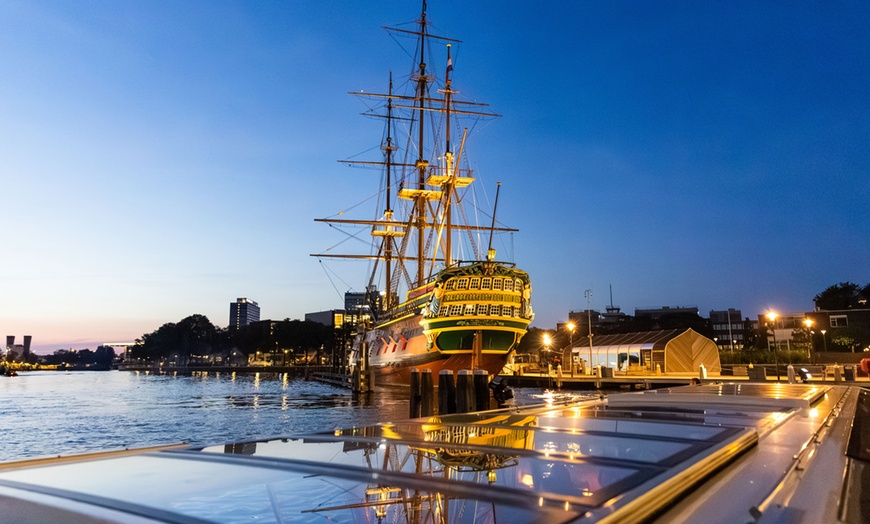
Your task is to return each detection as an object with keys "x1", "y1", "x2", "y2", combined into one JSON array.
[
  {"x1": 445, "y1": 280, "x2": 456, "y2": 291},
  {"x1": 449, "y1": 305, "x2": 463, "y2": 316},
  {"x1": 481, "y1": 278, "x2": 492, "y2": 290},
  {"x1": 465, "y1": 304, "x2": 475, "y2": 315},
  {"x1": 490, "y1": 305, "x2": 501, "y2": 316},
  {"x1": 493, "y1": 278, "x2": 502, "y2": 291},
  {"x1": 477, "y1": 305, "x2": 488, "y2": 316},
  {"x1": 470, "y1": 278, "x2": 480, "y2": 289},
  {"x1": 457, "y1": 278, "x2": 469, "y2": 290},
  {"x1": 502, "y1": 305, "x2": 512, "y2": 316},
  {"x1": 503, "y1": 279, "x2": 514, "y2": 292},
  {"x1": 830, "y1": 315, "x2": 848, "y2": 328}
]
